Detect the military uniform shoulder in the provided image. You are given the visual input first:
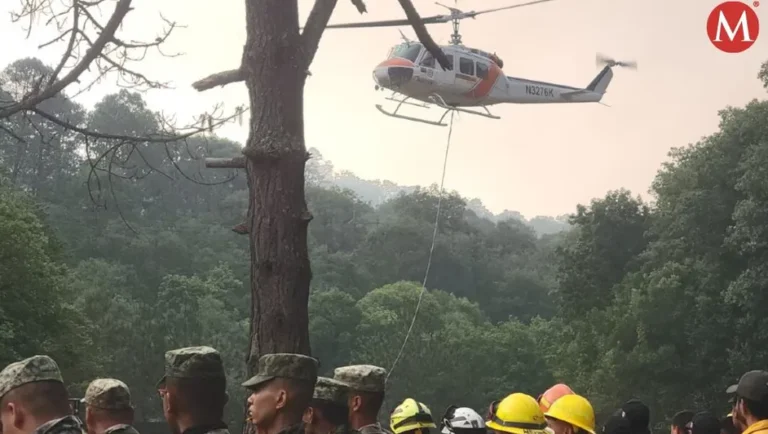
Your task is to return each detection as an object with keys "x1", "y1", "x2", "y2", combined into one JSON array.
[
  {"x1": 278, "y1": 423, "x2": 306, "y2": 434},
  {"x1": 204, "y1": 428, "x2": 230, "y2": 434},
  {"x1": 358, "y1": 424, "x2": 391, "y2": 434},
  {"x1": 104, "y1": 425, "x2": 140, "y2": 434},
  {"x1": 35, "y1": 416, "x2": 84, "y2": 434}
]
